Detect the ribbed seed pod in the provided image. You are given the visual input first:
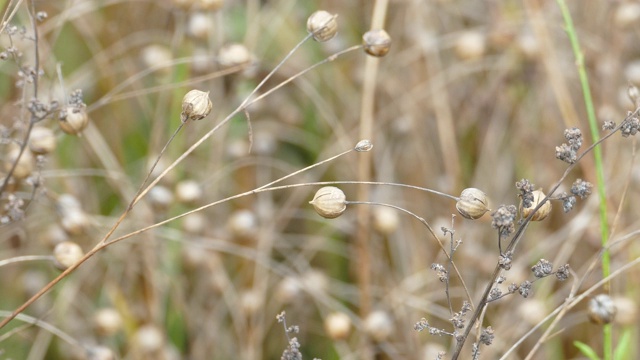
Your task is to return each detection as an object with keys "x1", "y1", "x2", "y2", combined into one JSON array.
[
  {"x1": 456, "y1": 188, "x2": 490, "y2": 220},
  {"x1": 363, "y1": 29, "x2": 391, "y2": 57},
  {"x1": 309, "y1": 186, "x2": 347, "y2": 219},
  {"x1": 307, "y1": 10, "x2": 338, "y2": 42},
  {"x1": 520, "y1": 189, "x2": 551, "y2": 221}
]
